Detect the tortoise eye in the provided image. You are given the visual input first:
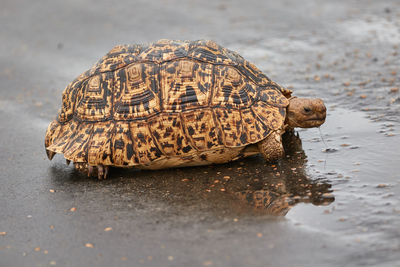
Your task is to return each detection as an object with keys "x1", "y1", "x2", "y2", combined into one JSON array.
[{"x1": 303, "y1": 107, "x2": 312, "y2": 113}]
